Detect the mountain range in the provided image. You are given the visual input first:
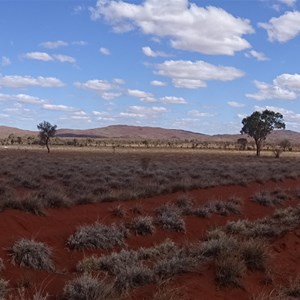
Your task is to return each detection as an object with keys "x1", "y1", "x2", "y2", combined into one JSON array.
[{"x1": 0, "y1": 125, "x2": 299, "y2": 144}]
